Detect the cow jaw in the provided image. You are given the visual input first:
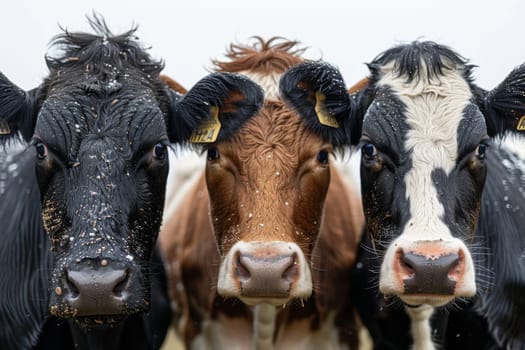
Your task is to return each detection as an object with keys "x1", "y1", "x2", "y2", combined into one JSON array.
[{"x1": 217, "y1": 241, "x2": 312, "y2": 306}]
